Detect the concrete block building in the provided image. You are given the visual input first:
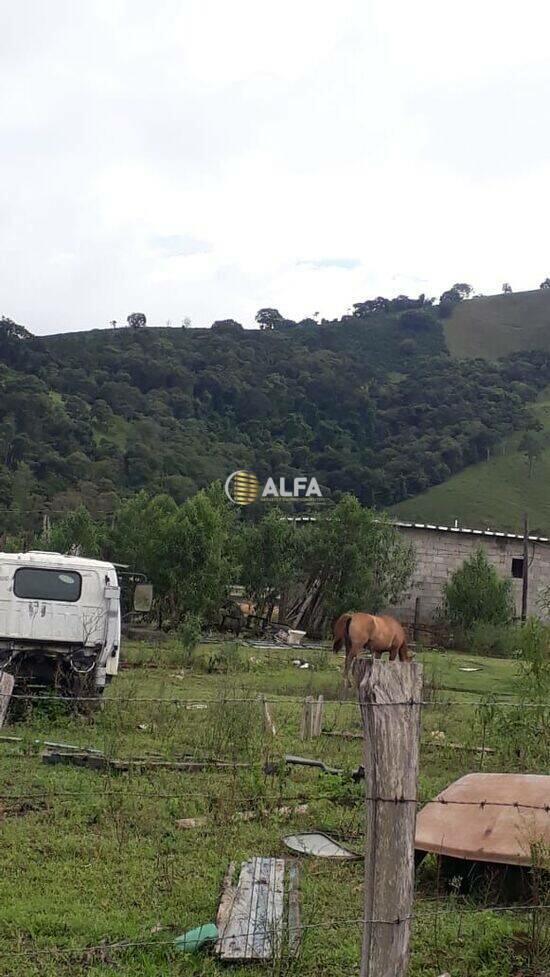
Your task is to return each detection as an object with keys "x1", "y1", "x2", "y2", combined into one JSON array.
[{"x1": 387, "y1": 521, "x2": 550, "y2": 625}]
